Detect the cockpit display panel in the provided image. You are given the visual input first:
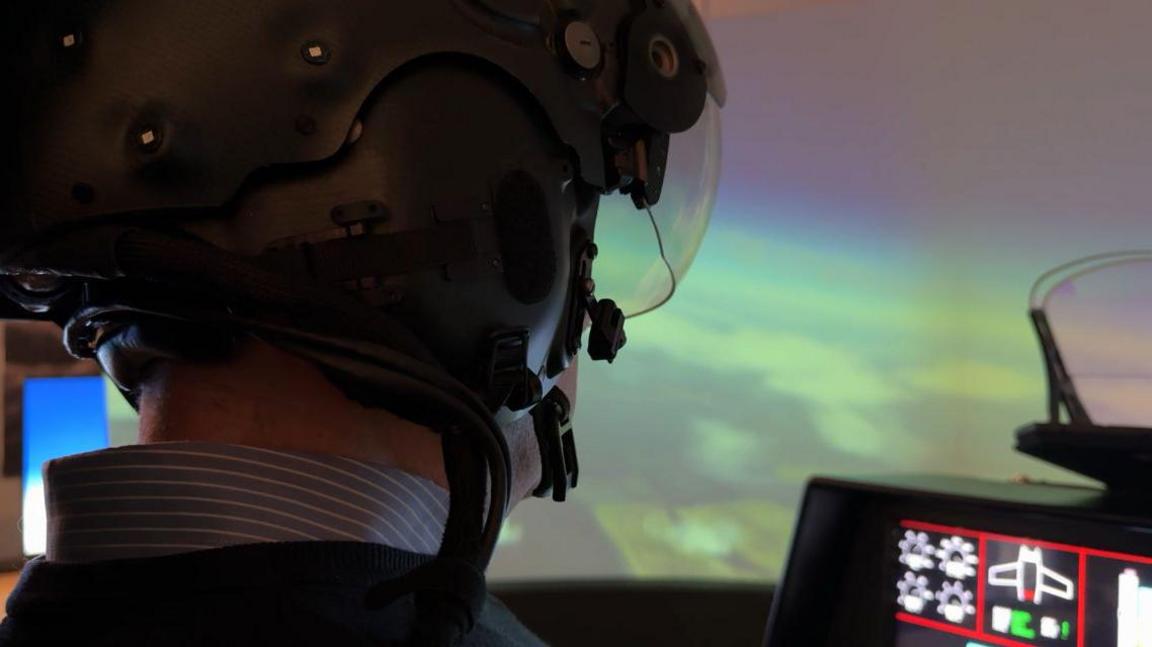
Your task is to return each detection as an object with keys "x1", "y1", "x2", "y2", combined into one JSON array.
[{"x1": 894, "y1": 520, "x2": 1152, "y2": 646}]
